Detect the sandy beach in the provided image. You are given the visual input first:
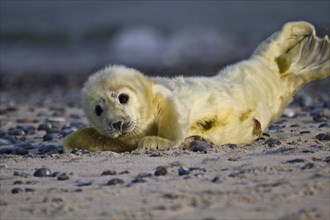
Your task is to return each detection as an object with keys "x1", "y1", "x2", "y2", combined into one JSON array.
[
  {"x1": 1, "y1": 2, "x2": 329, "y2": 219},
  {"x1": 0, "y1": 82, "x2": 329, "y2": 220}
]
